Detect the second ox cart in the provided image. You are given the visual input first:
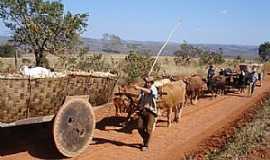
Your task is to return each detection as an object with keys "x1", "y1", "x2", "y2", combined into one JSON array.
[{"x1": 0, "y1": 71, "x2": 117, "y2": 157}]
